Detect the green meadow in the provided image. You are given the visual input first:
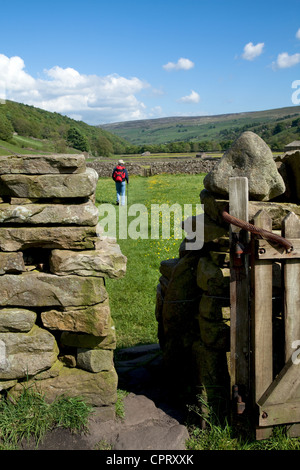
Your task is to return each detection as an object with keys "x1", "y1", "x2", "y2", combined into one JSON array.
[{"x1": 95, "y1": 173, "x2": 205, "y2": 349}]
